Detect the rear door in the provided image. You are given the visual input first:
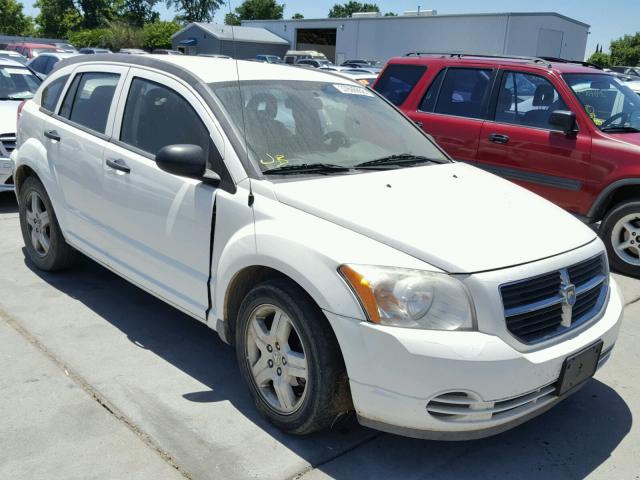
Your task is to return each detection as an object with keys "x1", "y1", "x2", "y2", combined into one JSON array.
[
  {"x1": 476, "y1": 69, "x2": 592, "y2": 213},
  {"x1": 409, "y1": 67, "x2": 494, "y2": 162},
  {"x1": 43, "y1": 64, "x2": 128, "y2": 248}
]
